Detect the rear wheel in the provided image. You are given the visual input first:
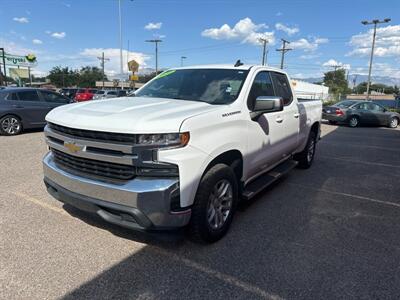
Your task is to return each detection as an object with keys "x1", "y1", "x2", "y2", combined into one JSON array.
[
  {"x1": 0, "y1": 115, "x2": 22, "y2": 136},
  {"x1": 189, "y1": 164, "x2": 238, "y2": 243},
  {"x1": 294, "y1": 130, "x2": 317, "y2": 169},
  {"x1": 389, "y1": 117, "x2": 399, "y2": 128},
  {"x1": 348, "y1": 116, "x2": 359, "y2": 128}
]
